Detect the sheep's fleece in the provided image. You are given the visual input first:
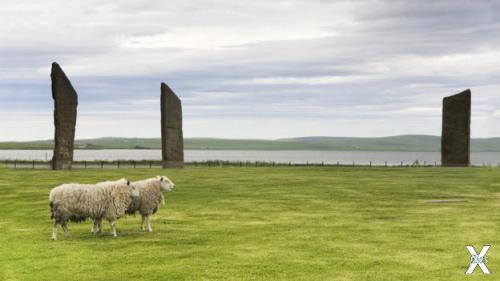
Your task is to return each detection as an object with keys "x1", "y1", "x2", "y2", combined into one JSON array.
[
  {"x1": 49, "y1": 178, "x2": 138, "y2": 240},
  {"x1": 126, "y1": 176, "x2": 176, "y2": 232}
]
